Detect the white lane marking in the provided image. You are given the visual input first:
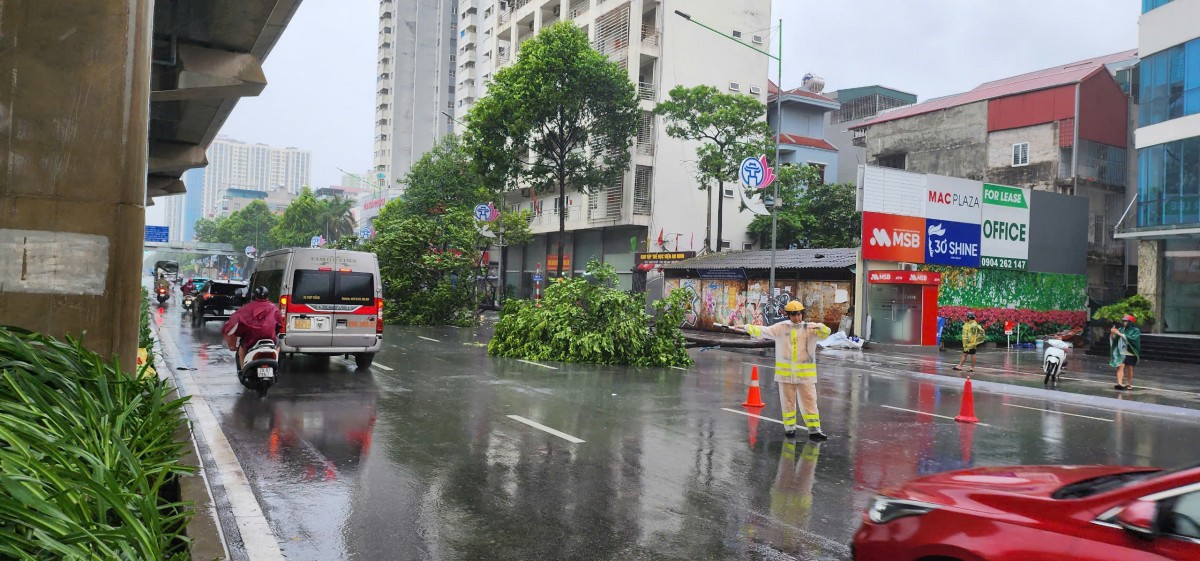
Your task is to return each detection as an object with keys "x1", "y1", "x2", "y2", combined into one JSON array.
[
  {"x1": 669, "y1": 366, "x2": 688, "y2": 371},
  {"x1": 720, "y1": 407, "x2": 785, "y2": 425},
  {"x1": 507, "y1": 415, "x2": 585, "y2": 443},
  {"x1": 371, "y1": 362, "x2": 394, "y2": 371},
  {"x1": 1005, "y1": 403, "x2": 1113, "y2": 422},
  {"x1": 517, "y1": 359, "x2": 559, "y2": 370},
  {"x1": 337, "y1": 357, "x2": 396, "y2": 372},
  {"x1": 417, "y1": 336, "x2": 441, "y2": 342},
  {"x1": 742, "y1": 361, "x2": 774, "y2": 369},
  {"x1": 881, "y1": 405, "x2": 992, "y2": 427}
]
